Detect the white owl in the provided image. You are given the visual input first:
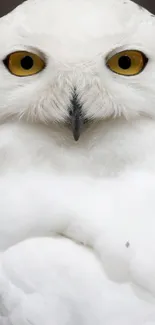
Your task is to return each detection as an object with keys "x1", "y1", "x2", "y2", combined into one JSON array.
[{"x1": 0, "y1": 0, "x2": 155, "y2": 324}]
